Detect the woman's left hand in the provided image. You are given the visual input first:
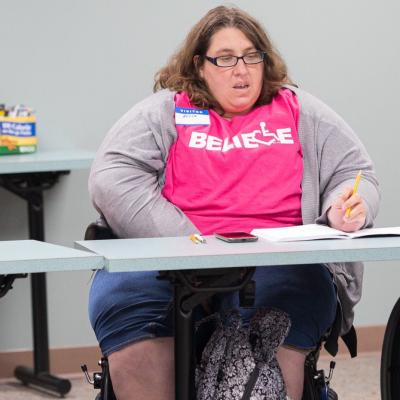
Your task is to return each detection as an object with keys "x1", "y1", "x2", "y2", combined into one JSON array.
[{"x1": 327, "y1": 187, "x2": 367, "y2": 232}]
